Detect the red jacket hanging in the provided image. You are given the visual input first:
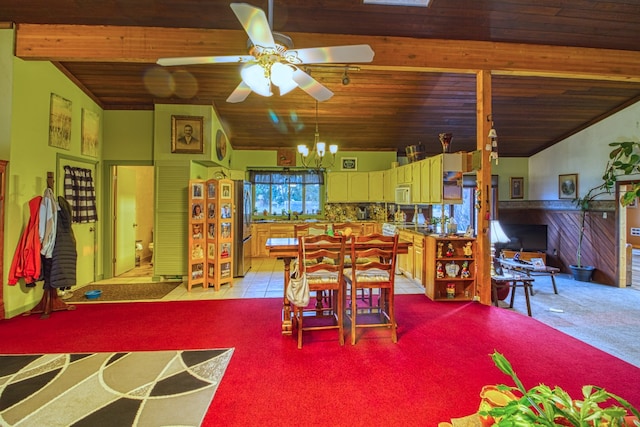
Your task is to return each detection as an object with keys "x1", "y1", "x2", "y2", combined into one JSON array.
[{"x1": 8, "y1": 196, "x2": 43, "y2": 286}]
